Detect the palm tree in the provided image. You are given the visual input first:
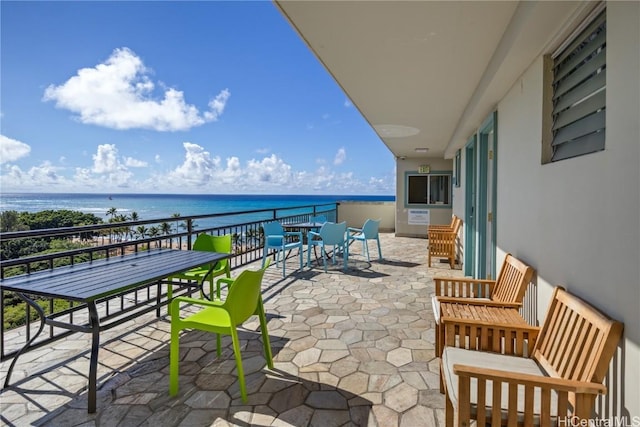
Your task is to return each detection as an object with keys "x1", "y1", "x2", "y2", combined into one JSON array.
[
  {"x1": 171, "y1": 213, "x2": 183, "y2": 234},
  {"x1": 128, "y1": 212, "x2": 140, "y2": 242},
  {"x1": 160, "y1": 222, "x2": 172, "y2": 247},
  {"x1": 148, "y1": 226, "x2": 160, "y2": 247},
  {"x1": 106, "y1": 207, "x2": 117, "y2": 219},
  {"x1": 232, "y1": 232, "x2": 241, "y2": 254},
  {"x1": 135, "y1": 225, "x2": 148, "y2": 239}
]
